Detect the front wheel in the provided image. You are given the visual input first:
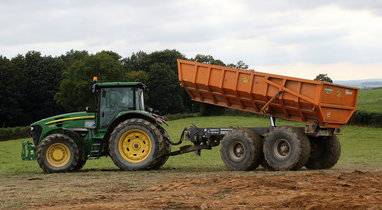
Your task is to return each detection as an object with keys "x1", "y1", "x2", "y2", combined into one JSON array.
[
  {"x1": 109, "y1": 118, "x2": 168, "y2": 170},
  {"x1": 36, "y1": 134, "x2": 79, "y2": 173}
]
